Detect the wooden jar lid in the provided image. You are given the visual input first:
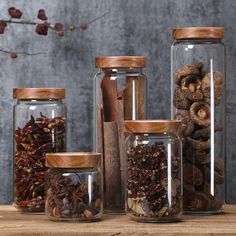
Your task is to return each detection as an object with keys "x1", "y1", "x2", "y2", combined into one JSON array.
[
  {"x1": 124, "y1": 120, "x2": 181, "y2": 134},
  {"x1": 13, "y1": 88, "x2": 65, "y2": 100},
  {"x1": 95, "y1": 56, "x2": 147, "y2": 68},
  {"x1": 173, "y1": 27, "x2": 224, "y2": 40},
  {"x1": 46, "y1": 152, "x2": 101, "y2": 168}
]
